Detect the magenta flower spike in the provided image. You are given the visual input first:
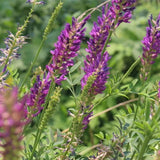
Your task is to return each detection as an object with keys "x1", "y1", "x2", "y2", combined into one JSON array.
[
  {"x1": 46, "y1": 16, "x2": 90, "y2": 85},
  {"x1": 80, "y1": 1, "x2": 136, "y2": 130},
  {"x1": 140, "y1": 13, "x2": 160, "y2": 80},
  {"x1": 81, "y1": 52, "x2": 110, "y2": 95},
  {"x1": 82, "y1": 106, "x2": 93, "y2": 130},
  {"x1": 81, "y1": 0, "x2": 136, "y2": 95},
  {"x1": 0, "y1": 87, "x2": 27, "y2": 160},
  {"x1": 27, "y1": 74, "x2": 51, "y2": 118}
]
